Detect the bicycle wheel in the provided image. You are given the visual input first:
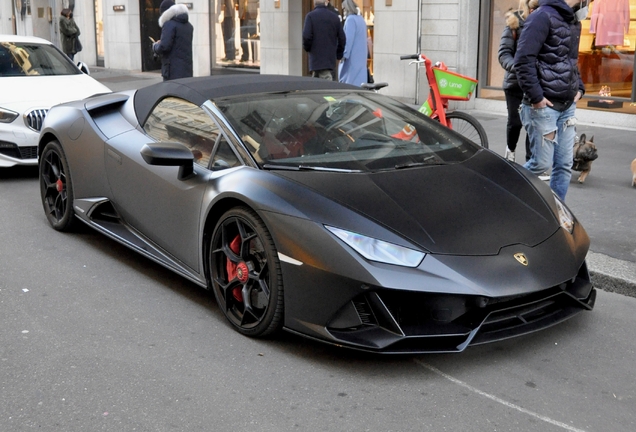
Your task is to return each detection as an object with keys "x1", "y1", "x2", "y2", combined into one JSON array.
[{"x1": 445, "y1": 111, "x2": 489, "y2": 149}]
